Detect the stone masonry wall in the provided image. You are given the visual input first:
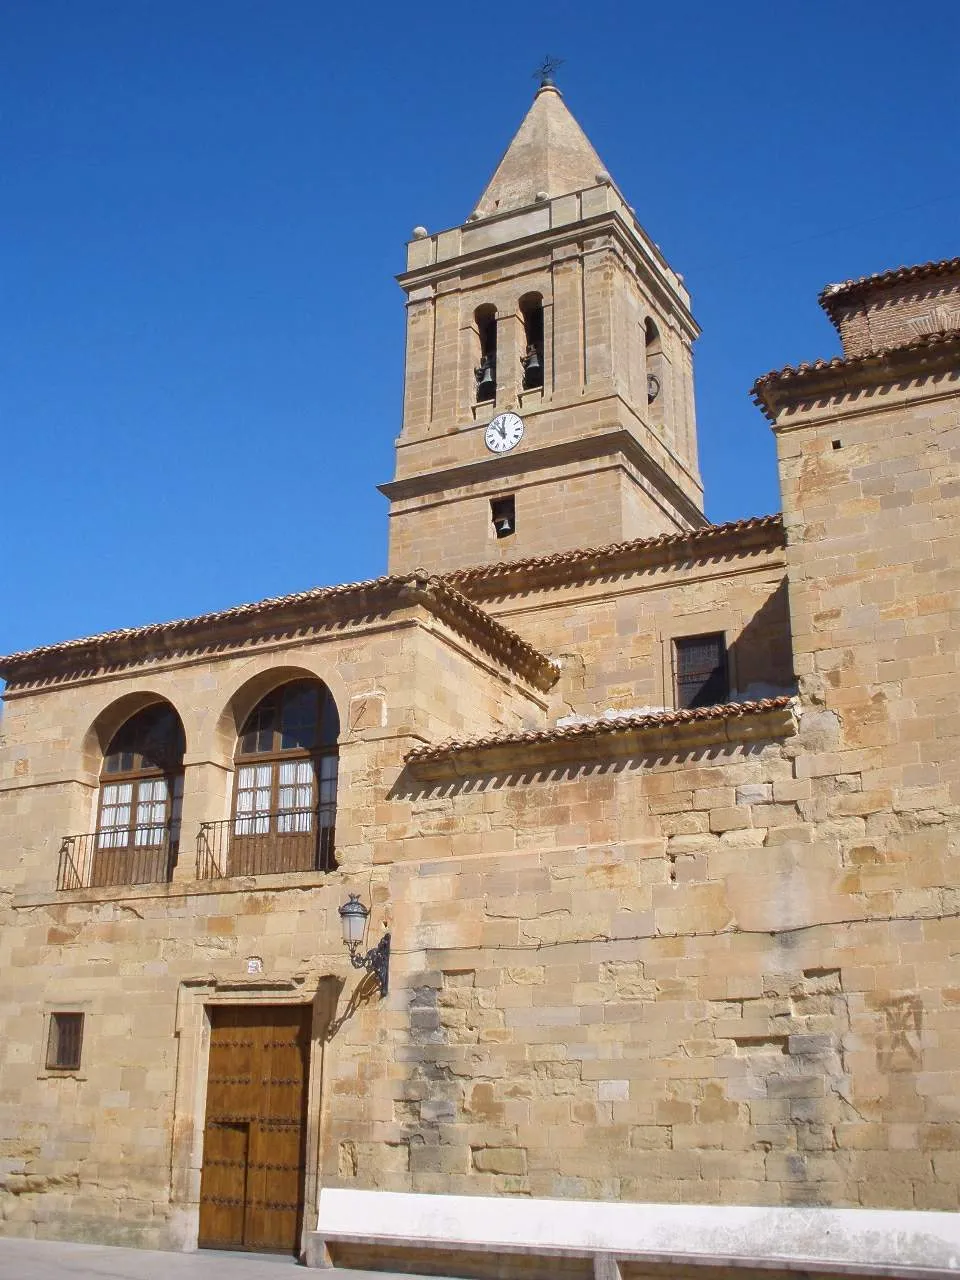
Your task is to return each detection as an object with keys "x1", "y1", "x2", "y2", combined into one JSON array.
[
  {"x1": 5, "y1": 689, "x2": 959, "y2": 1249},
  {"x1": 0, "y1": 608, "x2": 552, "y2": 1247},
  {"x1": 468, "y1": 548, "x2": 794, "y2": 718},
  {"x1": 327, "y1": 702, "x2": 960, "y2": 1214}
]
